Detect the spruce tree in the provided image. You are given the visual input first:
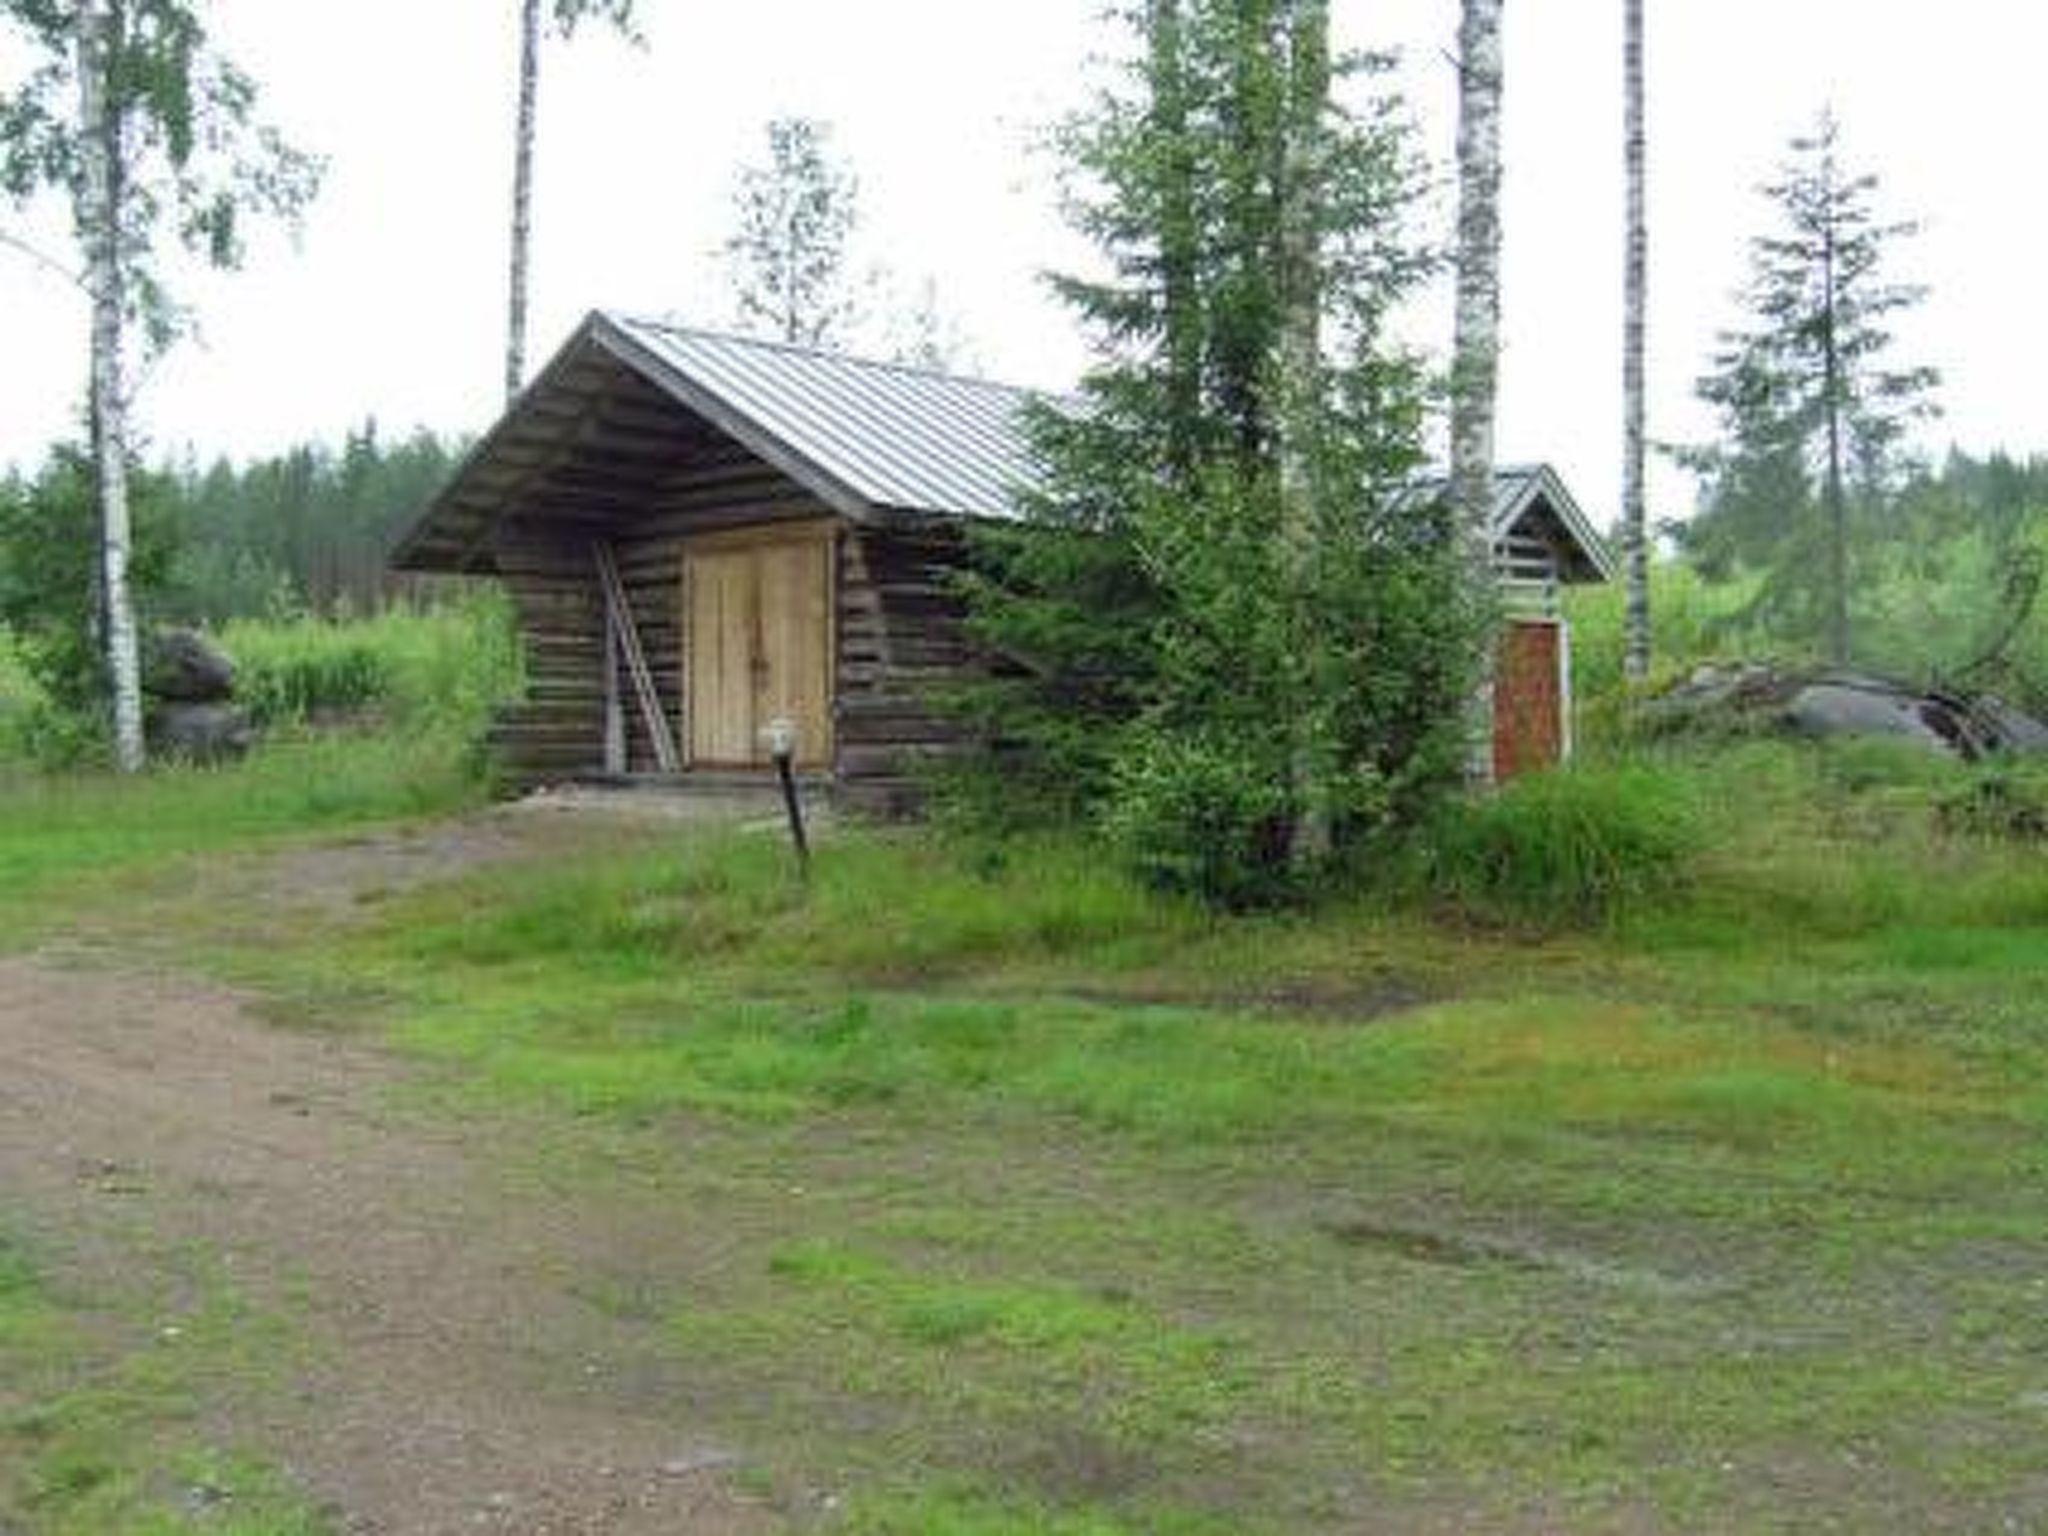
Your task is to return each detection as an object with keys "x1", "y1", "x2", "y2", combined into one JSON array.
[
  {"x1": 958, "y1": 0, "x2": 1467, "y2": 905},
  {"x1": 1683, "y1": 112, "x2": 1938, "y2": 665}
]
